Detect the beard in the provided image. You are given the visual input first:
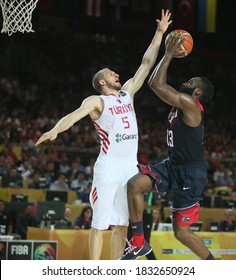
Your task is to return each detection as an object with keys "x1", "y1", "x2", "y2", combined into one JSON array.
[
  {"x1": 179, "y1": 85, "x2": 196, "y2": 96},
  {"x1": 106, "y1": 80, "x2": 122, "y2": 91}
]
